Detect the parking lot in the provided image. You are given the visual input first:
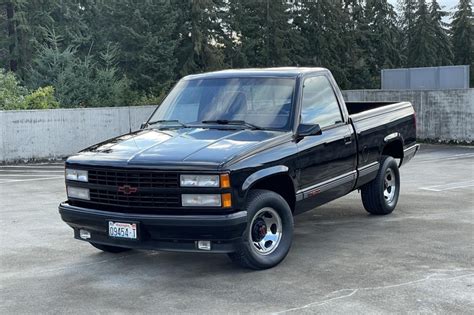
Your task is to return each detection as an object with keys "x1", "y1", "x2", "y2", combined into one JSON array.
[{"x1": 0, "y1": 144, "x2": 473, "y2": 314}]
